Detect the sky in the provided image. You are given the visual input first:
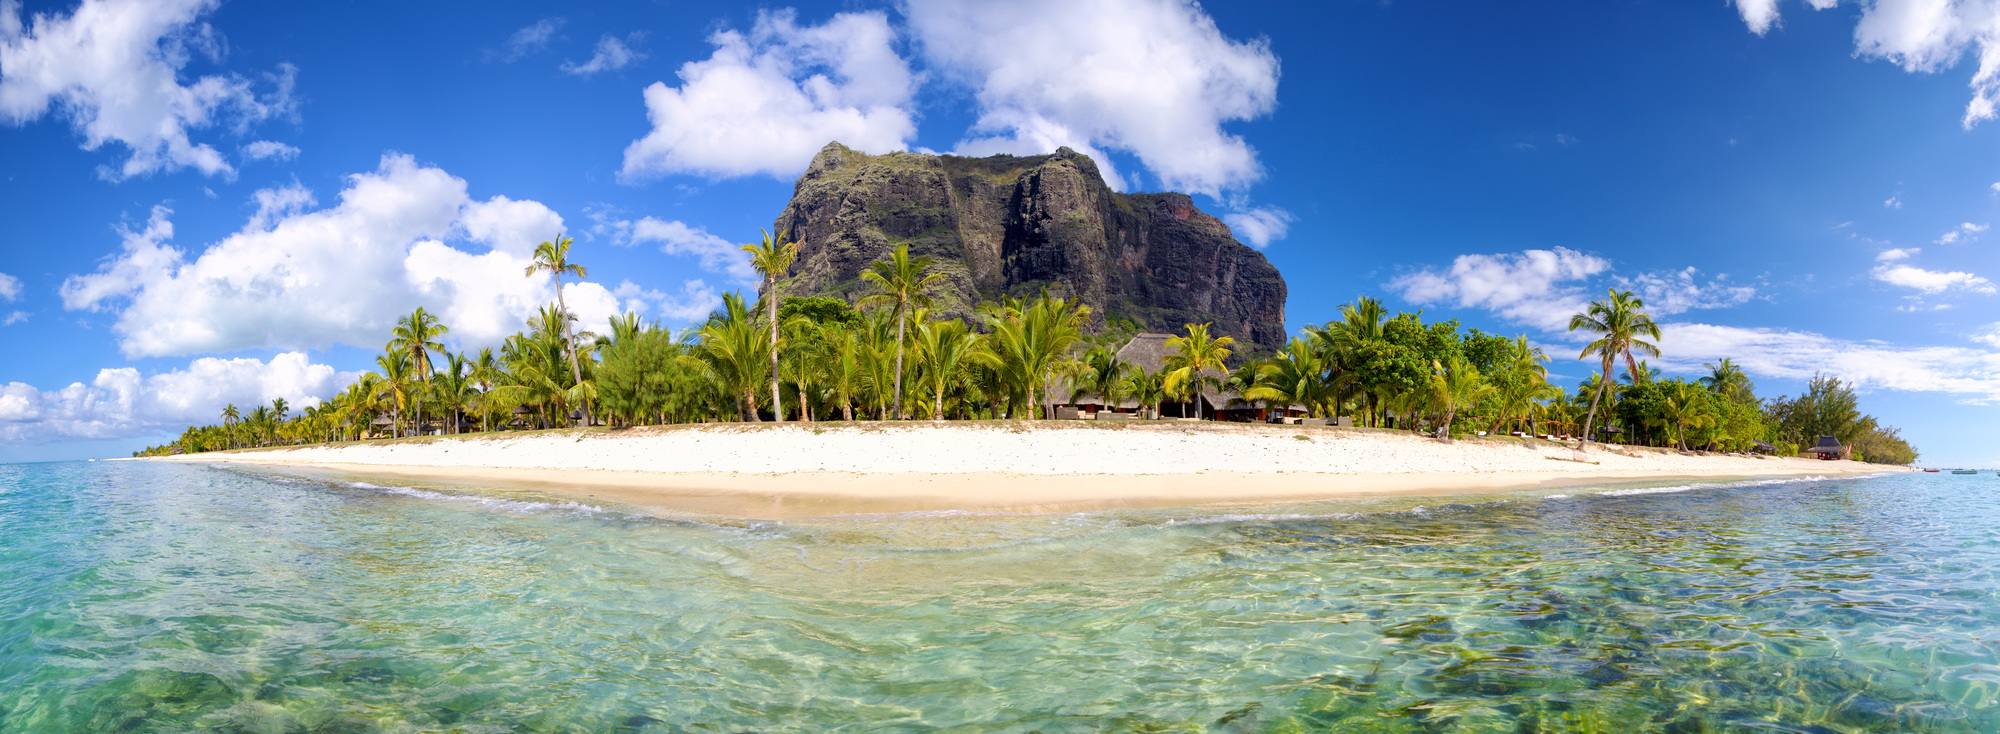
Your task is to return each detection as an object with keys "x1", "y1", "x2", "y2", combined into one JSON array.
[{"x1": 2, "y1": 0, "x2": 1999, "y2": 465}]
